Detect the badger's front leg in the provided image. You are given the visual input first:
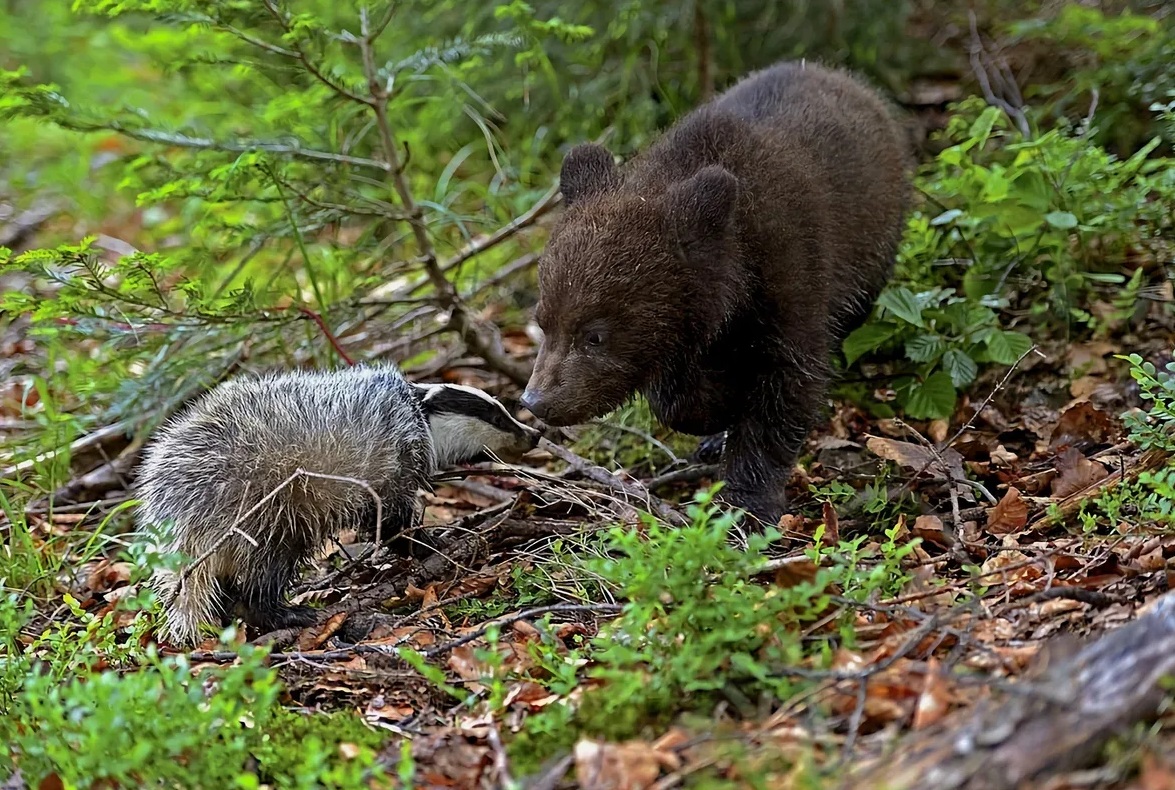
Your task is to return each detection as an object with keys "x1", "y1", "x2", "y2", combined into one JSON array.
[
  {"x1": 374, "y1": 493, "x2": 437, "y2": 561},
  {"x1": 237, "y1": 555, "x2": 317, "y2": 635}
]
